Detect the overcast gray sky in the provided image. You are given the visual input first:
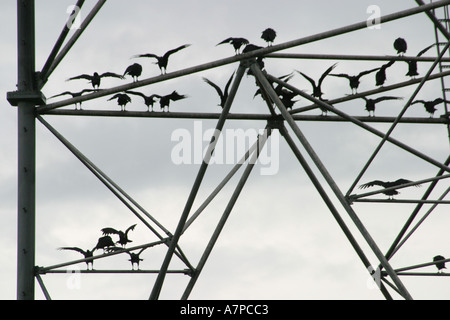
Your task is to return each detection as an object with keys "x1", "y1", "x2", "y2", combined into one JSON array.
[{"x1": 1, "y1": 1, "x2": 449, "y2": 300}]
